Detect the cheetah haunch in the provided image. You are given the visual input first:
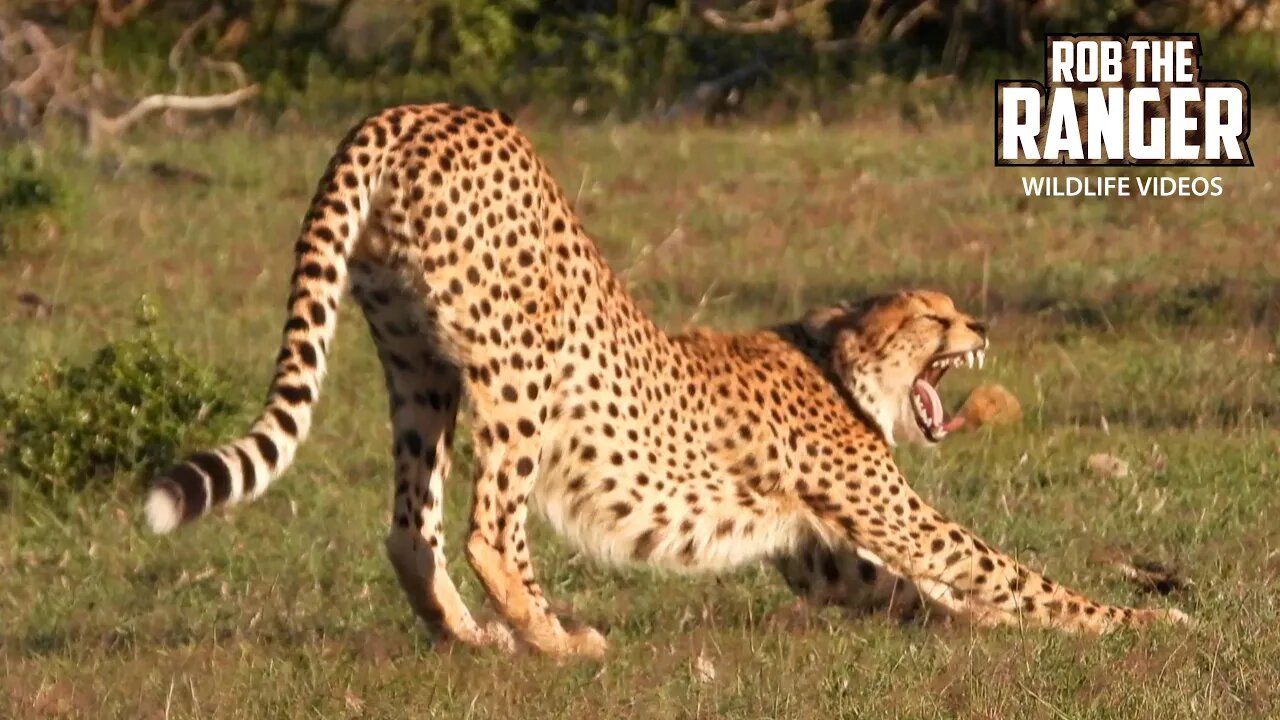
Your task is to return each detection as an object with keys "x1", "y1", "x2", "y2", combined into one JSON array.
[{"x1": 145, "y1": 104, "x2": 1186, "y2": 657}]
